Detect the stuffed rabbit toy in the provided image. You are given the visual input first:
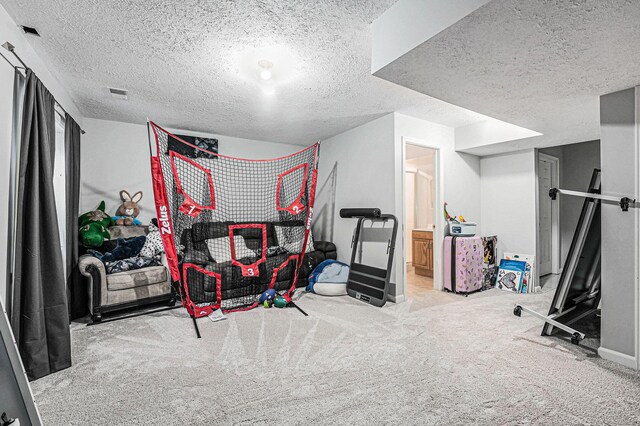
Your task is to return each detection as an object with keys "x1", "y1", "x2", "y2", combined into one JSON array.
[{"x1": 113, "y1": 190, "x2": 143, "y2": 226}]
